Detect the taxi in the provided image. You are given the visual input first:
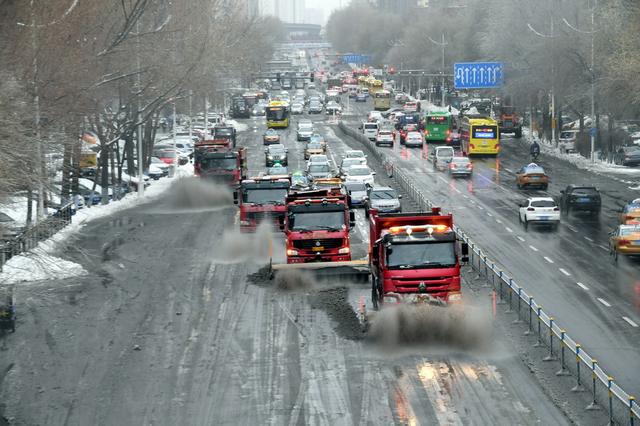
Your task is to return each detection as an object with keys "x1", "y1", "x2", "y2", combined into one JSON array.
[
  {"x1": 263, "y1": 129, "x2": 280, "y2": 145},
  {"x1": 516, "y1": 163, "x2": 549, "y2": 190},
  {"x1": 609, "y1": 224, "x2": 640, "y2": 262},
  {"x1": 304, "y1": 141, "x2": 326, "y2": 160},
  {"x1": 619, "y1": 199, "x2": 640, "y2": 224}
]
